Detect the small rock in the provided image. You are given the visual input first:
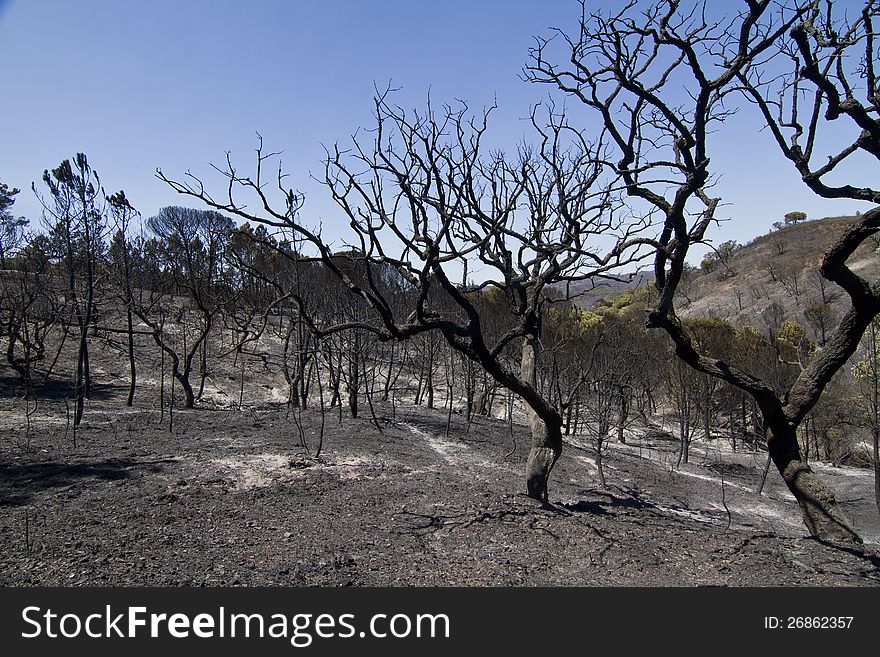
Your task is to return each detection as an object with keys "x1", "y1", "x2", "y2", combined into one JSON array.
[{"x1": 289, "y1": 456, "x2": 316, "y2": 469}]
